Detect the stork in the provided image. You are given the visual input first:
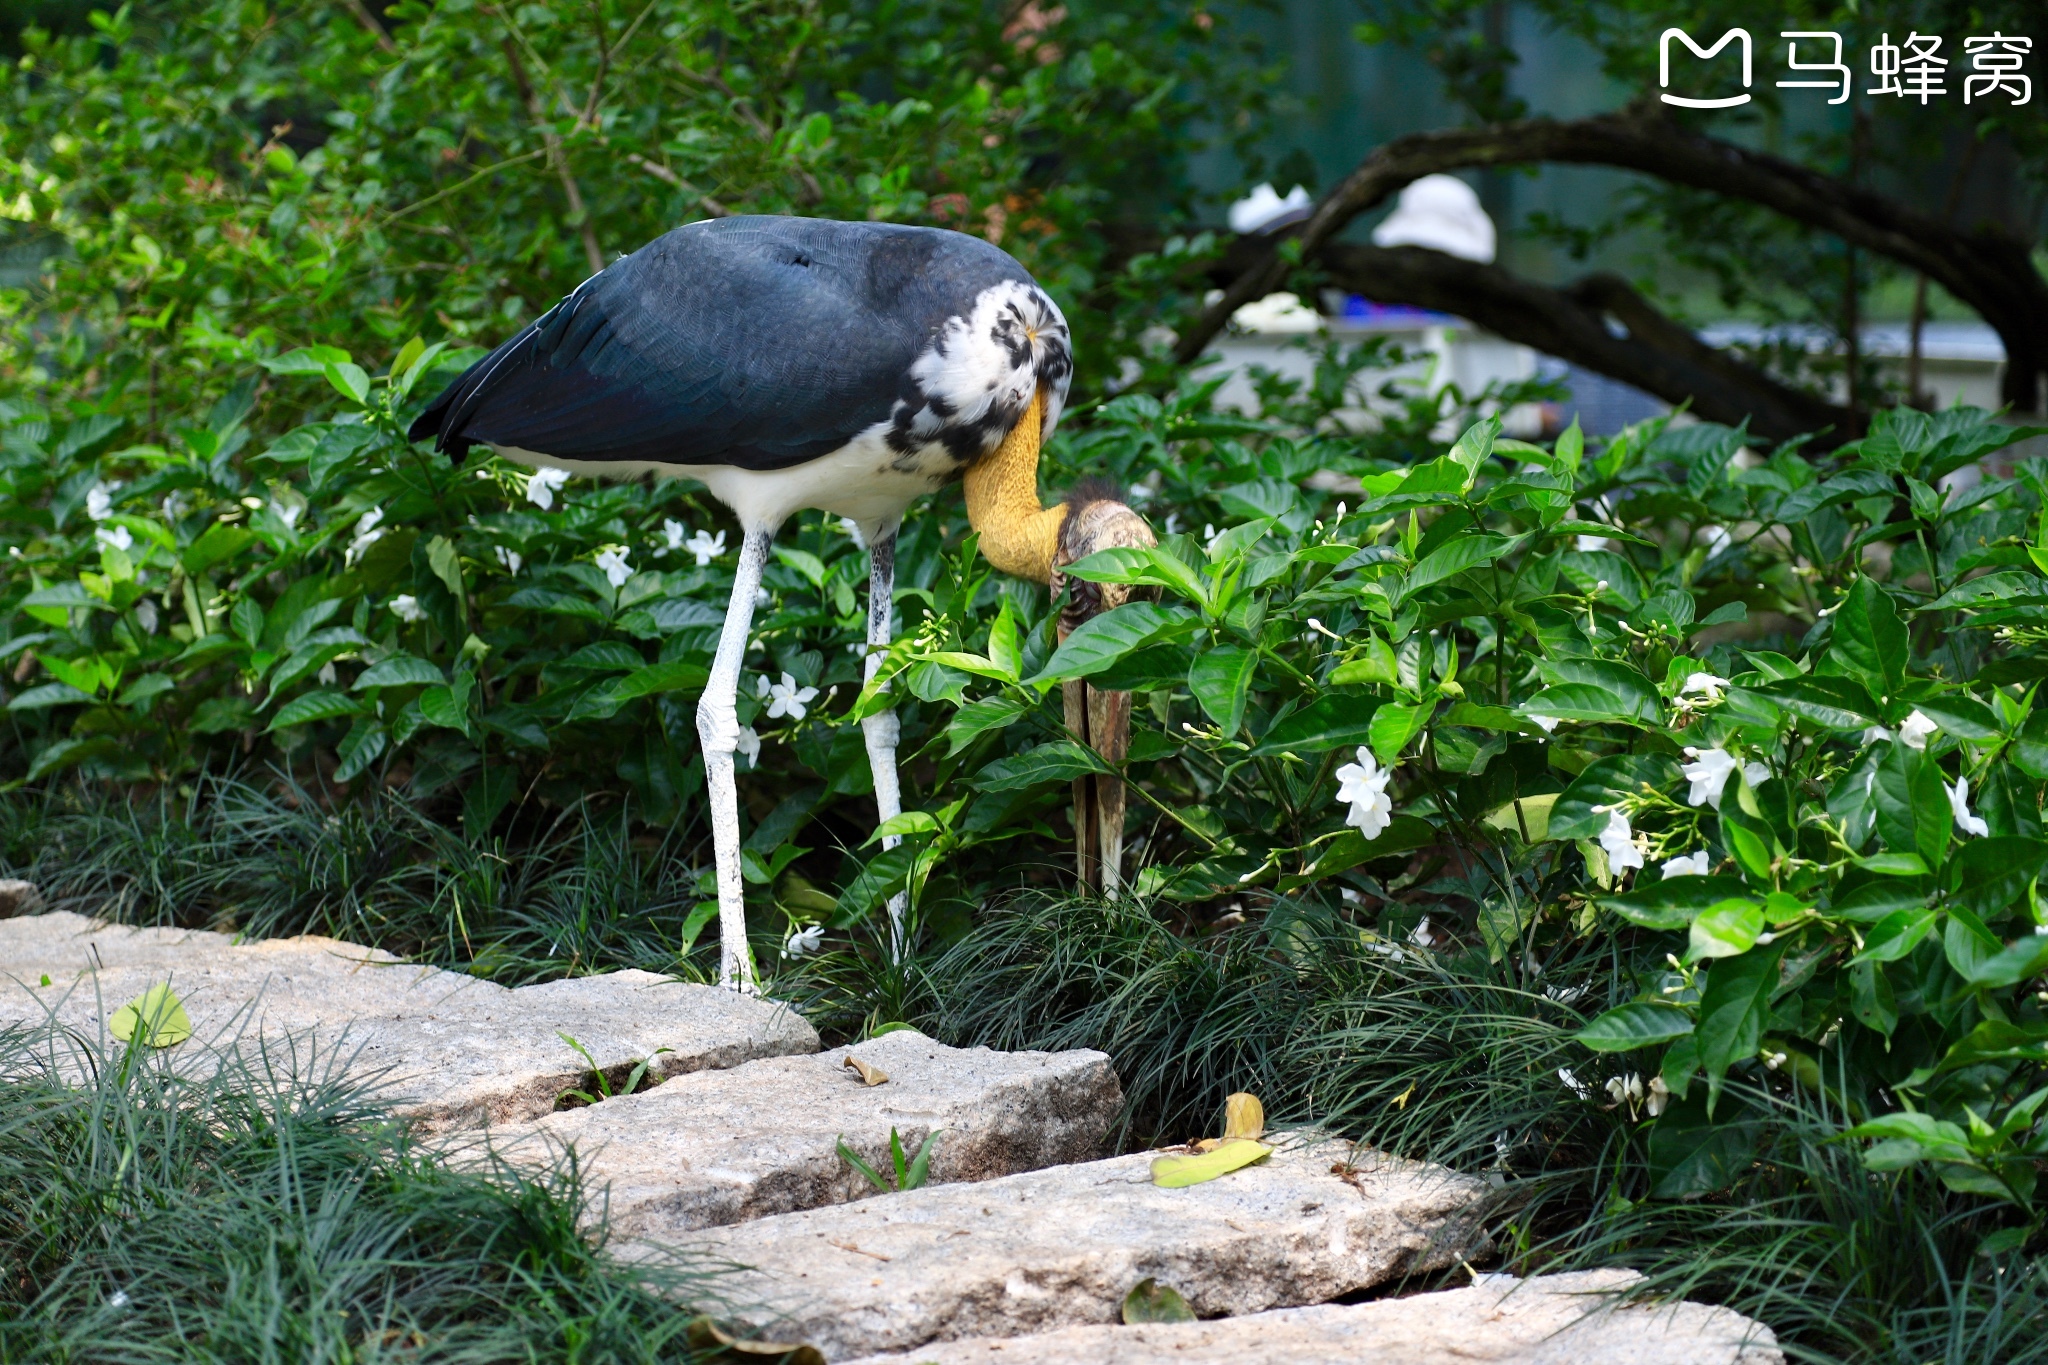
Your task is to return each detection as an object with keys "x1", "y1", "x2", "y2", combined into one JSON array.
[{"x1": 411, "y1": 216, "x2": 1152, "y2": 992}]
